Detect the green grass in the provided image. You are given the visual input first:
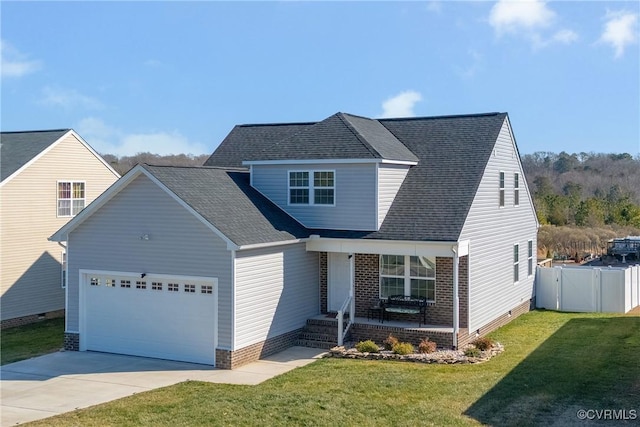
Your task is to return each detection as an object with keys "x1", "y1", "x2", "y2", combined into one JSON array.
[
  {"x1": 25, "y1": 310, "x2": 640, "y2": 426},
  {"x1": 1, "y1": 317, "x2": 65, "y2": 365}
]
